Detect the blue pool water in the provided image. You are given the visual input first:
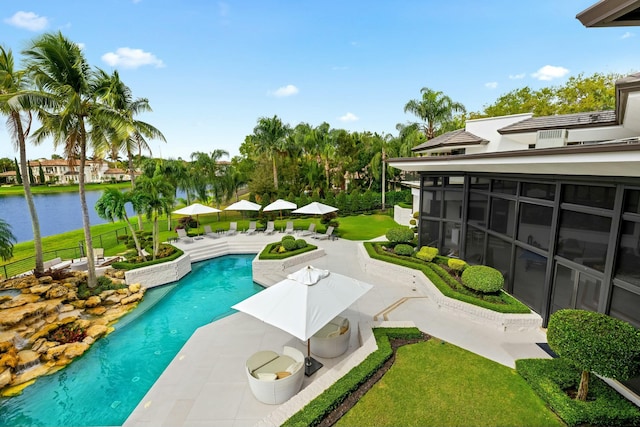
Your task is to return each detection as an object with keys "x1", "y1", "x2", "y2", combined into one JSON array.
[{"x1": 0, "y1": 255, "x2": 262, "y2": 426}]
